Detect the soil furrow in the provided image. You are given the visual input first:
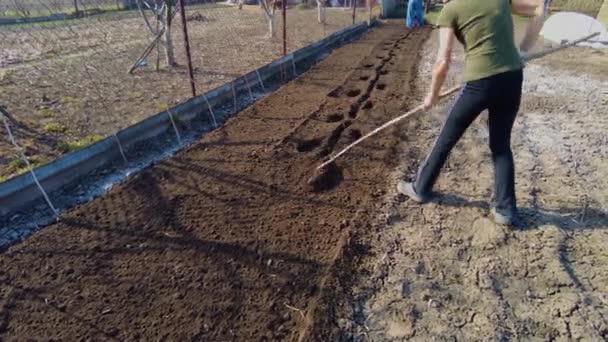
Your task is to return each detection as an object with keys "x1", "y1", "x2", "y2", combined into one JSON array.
[{"x1": 0, "y1": 23, "x2": 430, "y2": 340}]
